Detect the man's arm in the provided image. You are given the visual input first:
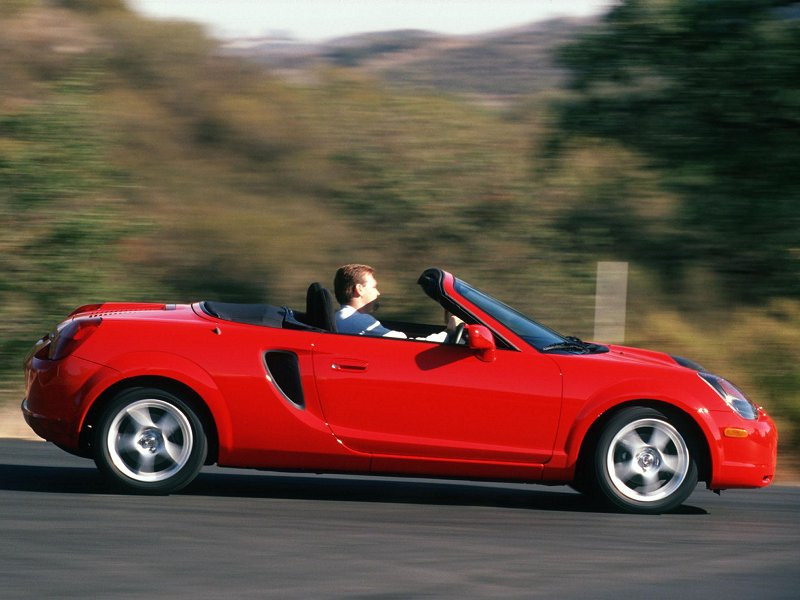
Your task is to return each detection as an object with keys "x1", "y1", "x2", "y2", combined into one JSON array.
[{"x1": 418, "y1": 314, "x2": 464, "y2": 343}]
